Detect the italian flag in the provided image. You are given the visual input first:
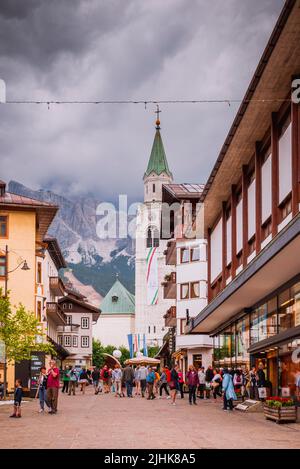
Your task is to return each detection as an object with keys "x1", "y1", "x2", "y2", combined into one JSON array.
[{"x1": 146, "y1": 247, "x2": 159, "y2": 305}]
